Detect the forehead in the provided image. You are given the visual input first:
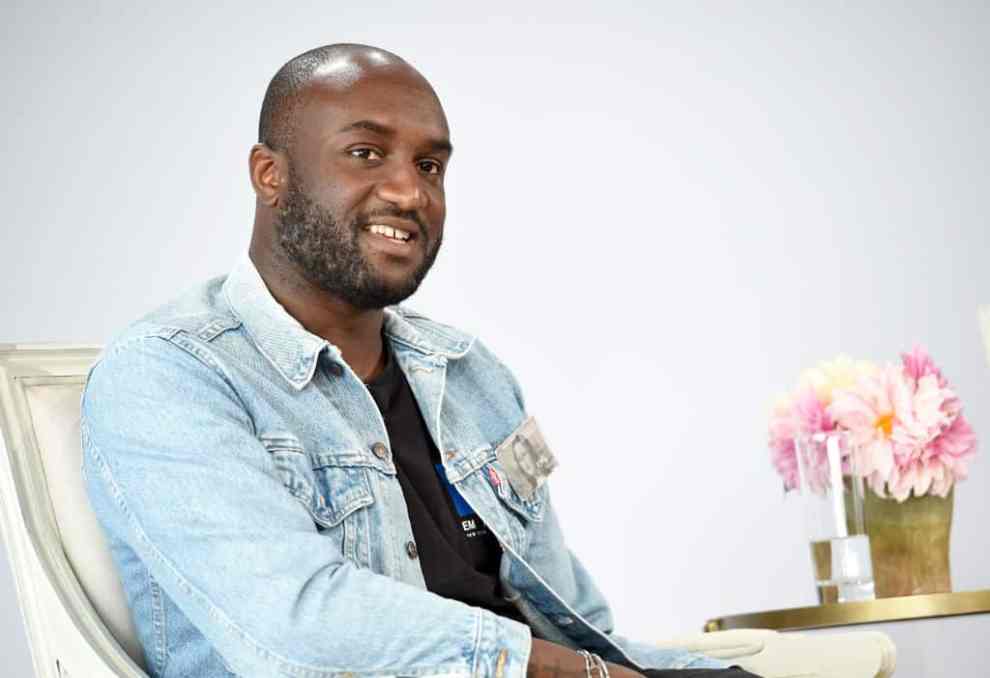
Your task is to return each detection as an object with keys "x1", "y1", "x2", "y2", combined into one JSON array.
[{"x1": 296, "y1": 67, "x2": 449, "y2": 142}]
